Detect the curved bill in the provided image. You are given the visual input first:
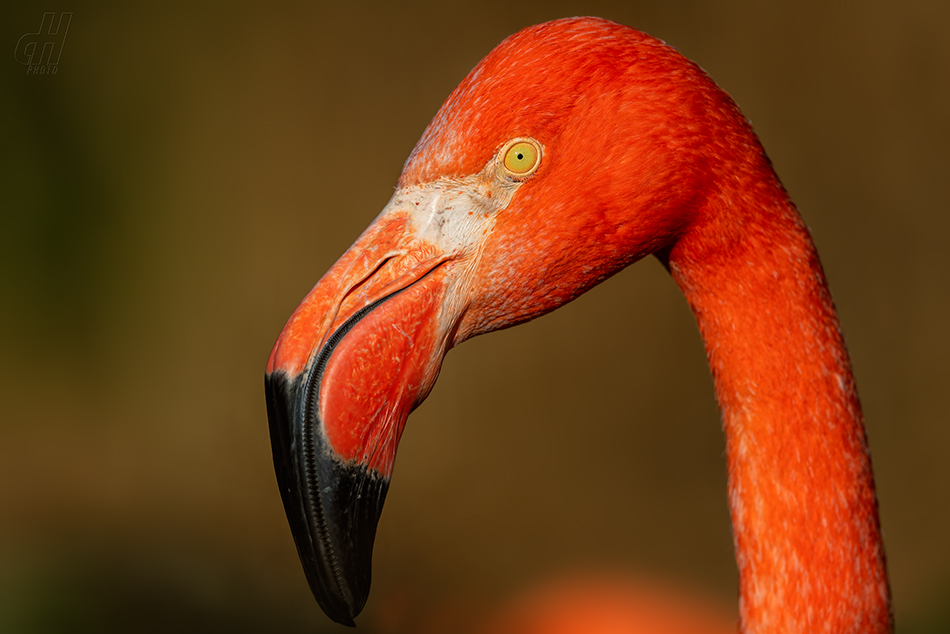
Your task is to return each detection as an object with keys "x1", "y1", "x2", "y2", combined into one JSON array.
[
  {"x1": 263, "y1": 186, "x2": 483, "y2": 625},
  {"x1": 265, "y1": 370, "x2": 387, "y2": 627}
]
